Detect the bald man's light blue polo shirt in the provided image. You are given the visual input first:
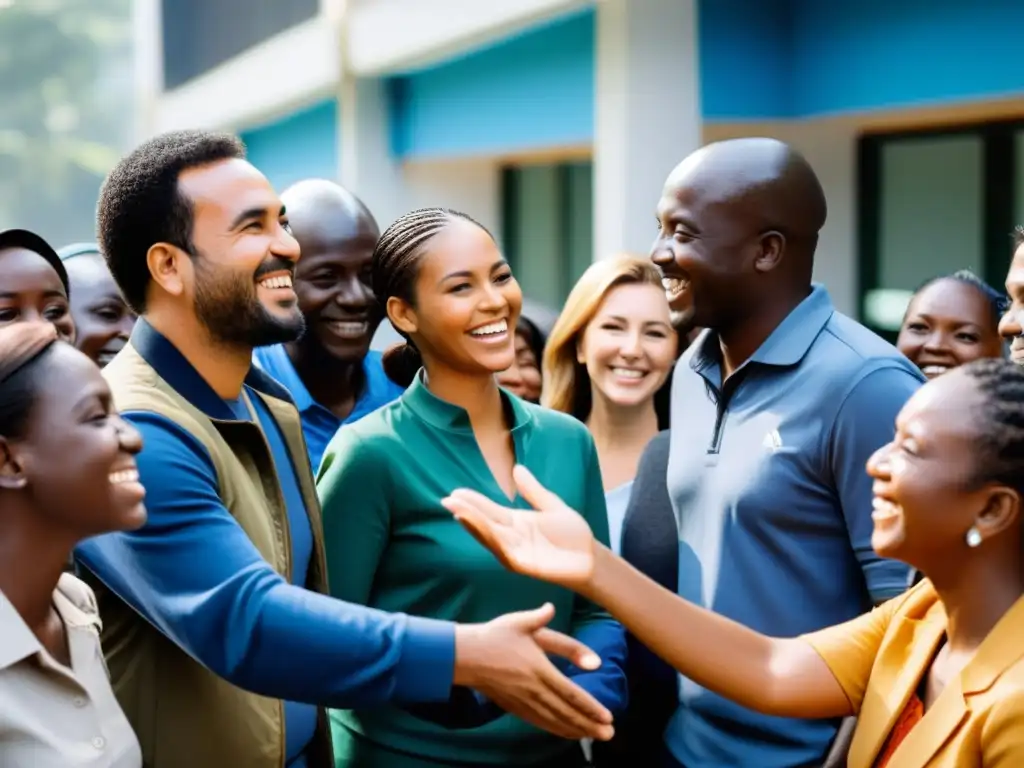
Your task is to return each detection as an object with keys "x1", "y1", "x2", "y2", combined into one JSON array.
[{"x1": 665, "y1": 285, "x2": 922, "y2": 768}]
